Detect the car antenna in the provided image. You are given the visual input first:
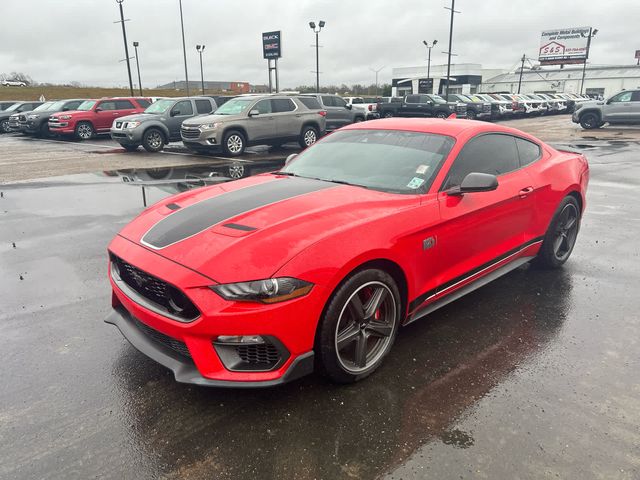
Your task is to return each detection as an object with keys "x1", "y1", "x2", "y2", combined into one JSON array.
[{"x1": 447, "y1": 113, "x2": 457, "y2": 119}]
